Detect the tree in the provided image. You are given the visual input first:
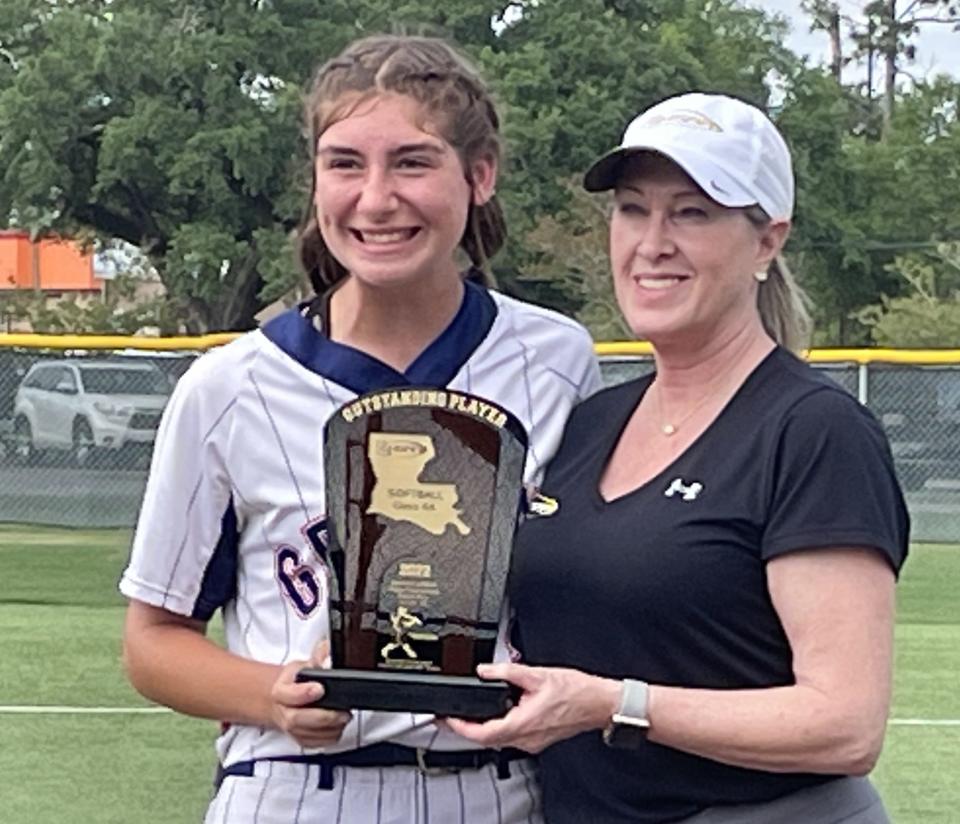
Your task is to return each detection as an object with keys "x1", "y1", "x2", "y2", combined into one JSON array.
[
  {"x1": 801, "y1": 0, "x2": 960, "y2": 135},
  {"x1": 774, "y1": 67, "x2": 960, "y2": 344},
  {"x1": 9, "y1": 0, "x2": 955, "y2": 345},
  {"x1": 801, "y1": 1, "x2": 844, "y2": 80},
  {"x1": 0, "y1": 0, "x2": 801, "y2": 331},
  {"x1": 774, "y1": 68, "x2": 899, "y2": 343},
  {"x1": 490, "y1": 0, "x2": 795, "y2": 308},
  {"x1": 0, "y1": 0, "x2": 505, "y2": 332},
  {"x1": 859, "y1": 0, "x2": 960, "y2": 133},
  {"x1": 4, "y1": 272, "x2": 181, "y2": 334},
  {"x1": 518, "y1": 179, "x2": 631, "y2": 340},
  {"x1": 856, "y1": 243, "x2": 960, "y2": 346},
  {"x1": 850, "y1": 79, "x2": 960, "y2": 347},
  {"x1": 2, "y1": 1, "x2": 305, "y2": 330}
]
